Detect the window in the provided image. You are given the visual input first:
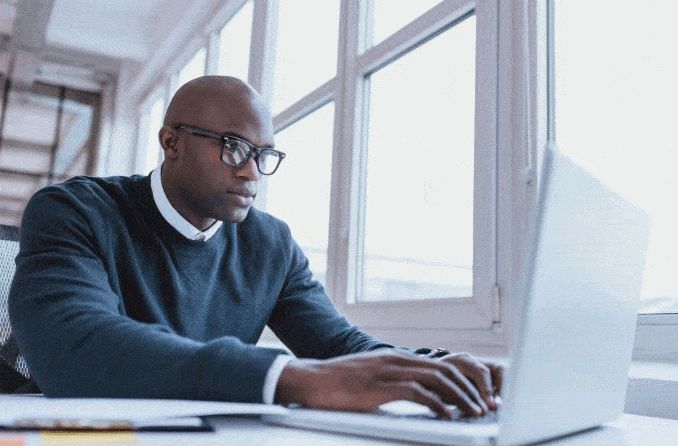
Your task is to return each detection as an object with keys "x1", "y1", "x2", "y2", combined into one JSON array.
[
  {"x1": 136, "y1": 89, "x2": 165, "y2": 173},
  {"x1": 218, "y1": 0, "x2": 253, "y2": 81},
  {"x1": 261, "y1": 0, "x2": 340, "y2": 286},
  {"x1": 0, "y1": 85, "x2": 99, "y2": 226},
  {"x1": 324, "y1": 0, "x2": 498, "y2": 337},
  {"x1": 265, "y1": 104, "x2": 335, "y2": 285},
  {"x1": 551, "y1": 0, "x2": 678, "y2": 315},
  {"x1": 176, "y1": 48, "x2": 207, "y2": 93},
  {"x1": 271, "y1": 0, "x2": 340, "y2": 114},
  {"x1": 361, "y1": 16, "x2": 476, "y2": 302},
  {"x1": 369, "y1": 0, "x2": 443, "y2": 46}
]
